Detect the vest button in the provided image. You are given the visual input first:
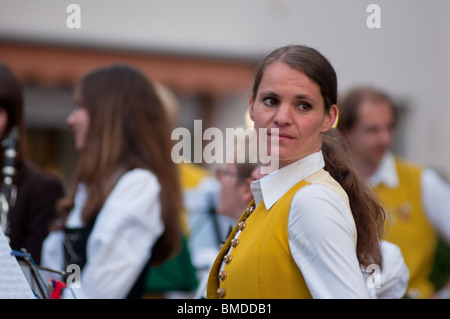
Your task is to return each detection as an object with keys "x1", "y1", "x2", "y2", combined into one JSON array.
[
  {"x1": 223, "y1": 254, "x2": 232, "y2": 264},
  {"x1": 218, "y1": 270, "x2": 227, "y2": 280},
  {"x1": 238, "y1": 221, "x2": 246, "y2": 230},
  {"x1": 231, "y1": 238, "x2": 239, "y2": 247},
  {"x1": 217, "y1": 287, "x2": 226, "y2": 298},
  {"x1": 246, "y1": 206, "x2": 254, "y2": 216}
]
